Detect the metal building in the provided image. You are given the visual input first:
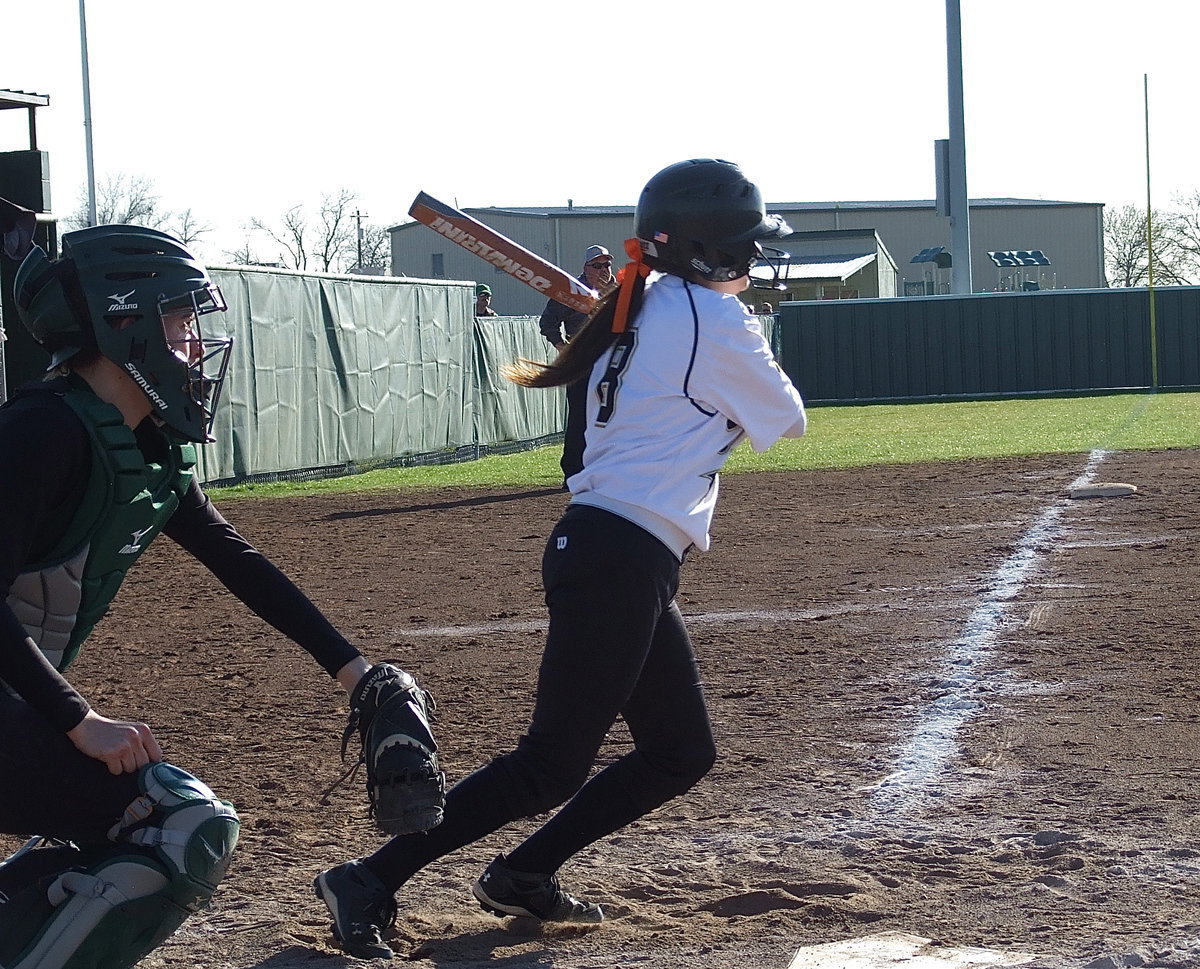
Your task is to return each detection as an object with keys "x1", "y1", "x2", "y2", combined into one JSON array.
[
  {"x1": 388, "y1": 197, "x2": 1104, "y2": 318},
  {"x1": 751, "y1": 228, "x2": 899, "y2": 302}
]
